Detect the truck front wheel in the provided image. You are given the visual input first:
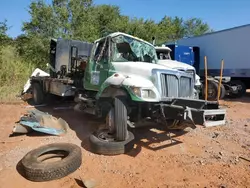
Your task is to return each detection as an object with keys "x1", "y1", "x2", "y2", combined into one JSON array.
[
  {"x1": 89, "y1": 96, "x2": 133, "y2": 155},
  {"x1": 105, "y1": 96, "x2": 128, "y2": 141}
]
